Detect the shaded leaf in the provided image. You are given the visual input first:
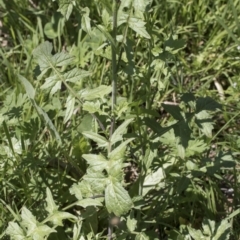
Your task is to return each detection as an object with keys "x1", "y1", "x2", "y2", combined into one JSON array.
[{"x1": 196, "y1": 97, "x2": 222, "y2": 113}]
